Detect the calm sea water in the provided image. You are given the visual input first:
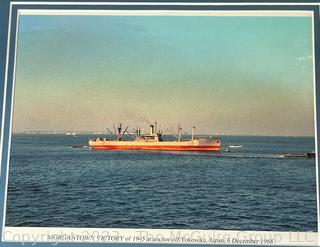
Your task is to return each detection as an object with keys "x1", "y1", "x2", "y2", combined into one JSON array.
[{"x1": 5, "y1": 134, "x2": 317, "y2": 231}]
